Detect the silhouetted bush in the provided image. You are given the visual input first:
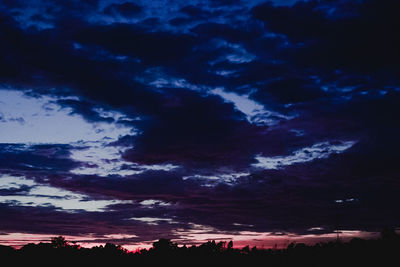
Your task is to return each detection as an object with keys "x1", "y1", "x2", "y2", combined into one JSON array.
[{"x1": 0, "y1": 229, "x2": 399, "y2": 267}]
